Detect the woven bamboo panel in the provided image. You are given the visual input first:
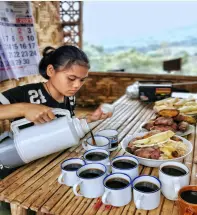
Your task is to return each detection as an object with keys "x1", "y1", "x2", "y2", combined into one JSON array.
[{"x1": 32, "y1": 1, "x2": 63, "y2": 51}]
